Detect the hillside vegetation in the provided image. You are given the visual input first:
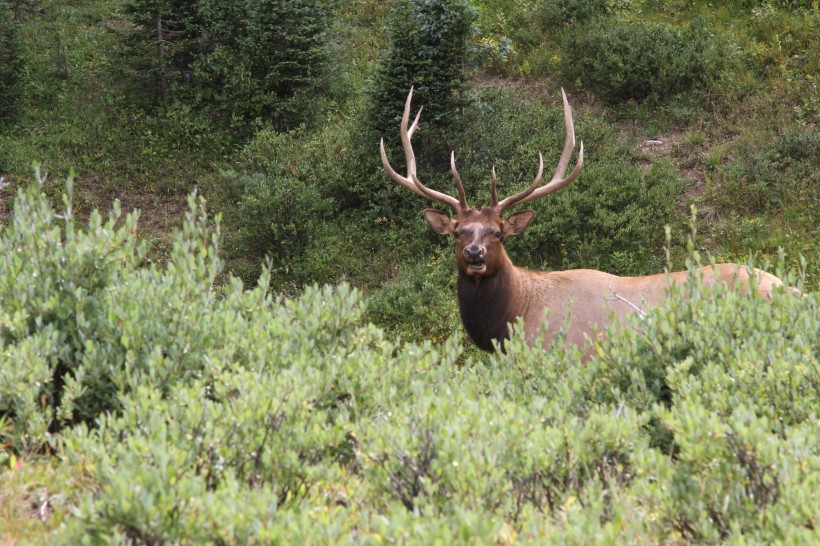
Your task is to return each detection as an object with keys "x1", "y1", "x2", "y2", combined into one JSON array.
[{"x1": 1, "y1": 0, "x2": 818, "y2": 543}]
